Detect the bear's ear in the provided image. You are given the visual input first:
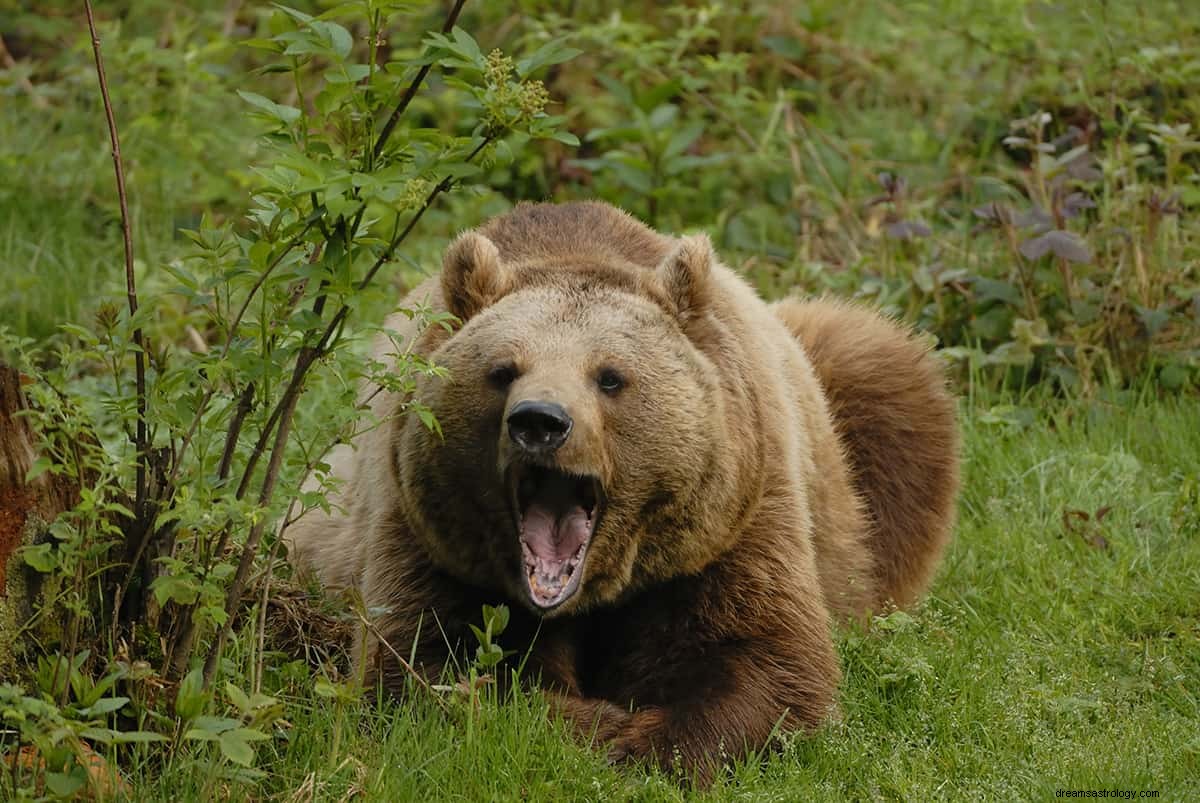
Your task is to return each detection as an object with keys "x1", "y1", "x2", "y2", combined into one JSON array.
[
  {"x1": 441, "y1": 231, "x2": 509, "y2": 323},
  {"x1": 655, "y1": 233, "x2": 713, "y2": 325}
]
